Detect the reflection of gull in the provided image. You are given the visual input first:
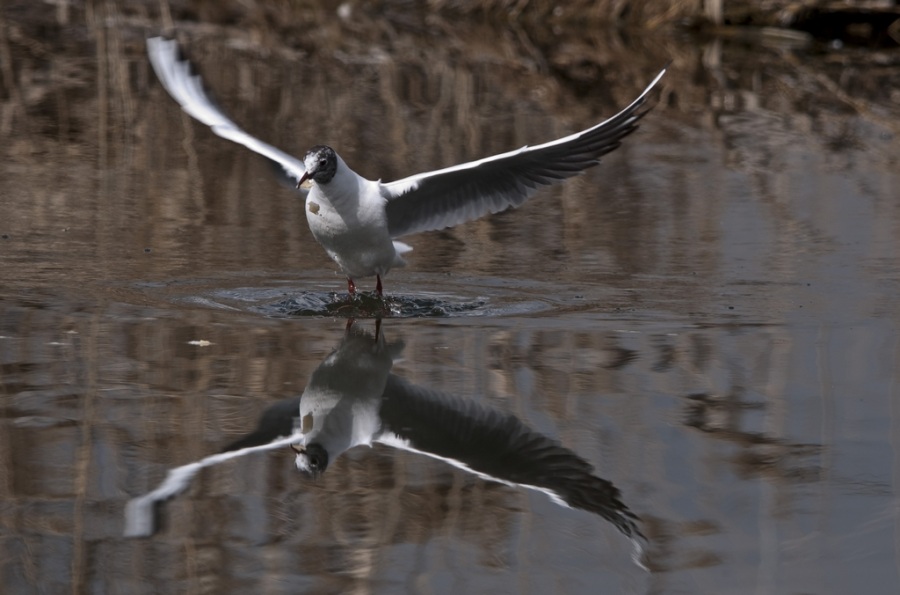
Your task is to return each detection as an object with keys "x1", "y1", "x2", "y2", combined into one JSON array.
[
  {"x1": 147, "y1": 37, "x2": 666, "y2": 296},
  {"x1": 124, "y1": 433, "x2": 303, "y2": 538},
  {"x1": 126, "y1": 324, "x2": 641, "y2": 543},
  {"x1": 289, "y1": 324, "x2": 404, "y2": 477}
]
